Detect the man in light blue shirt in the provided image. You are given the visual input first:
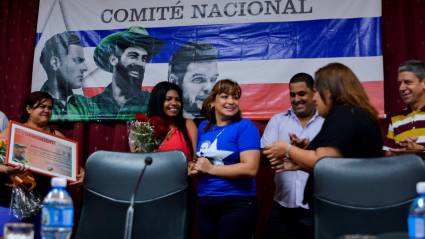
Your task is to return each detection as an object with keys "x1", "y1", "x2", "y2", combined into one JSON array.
[{"x1": 261, "y1": 73, "x2": 324, "y2": 239}]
